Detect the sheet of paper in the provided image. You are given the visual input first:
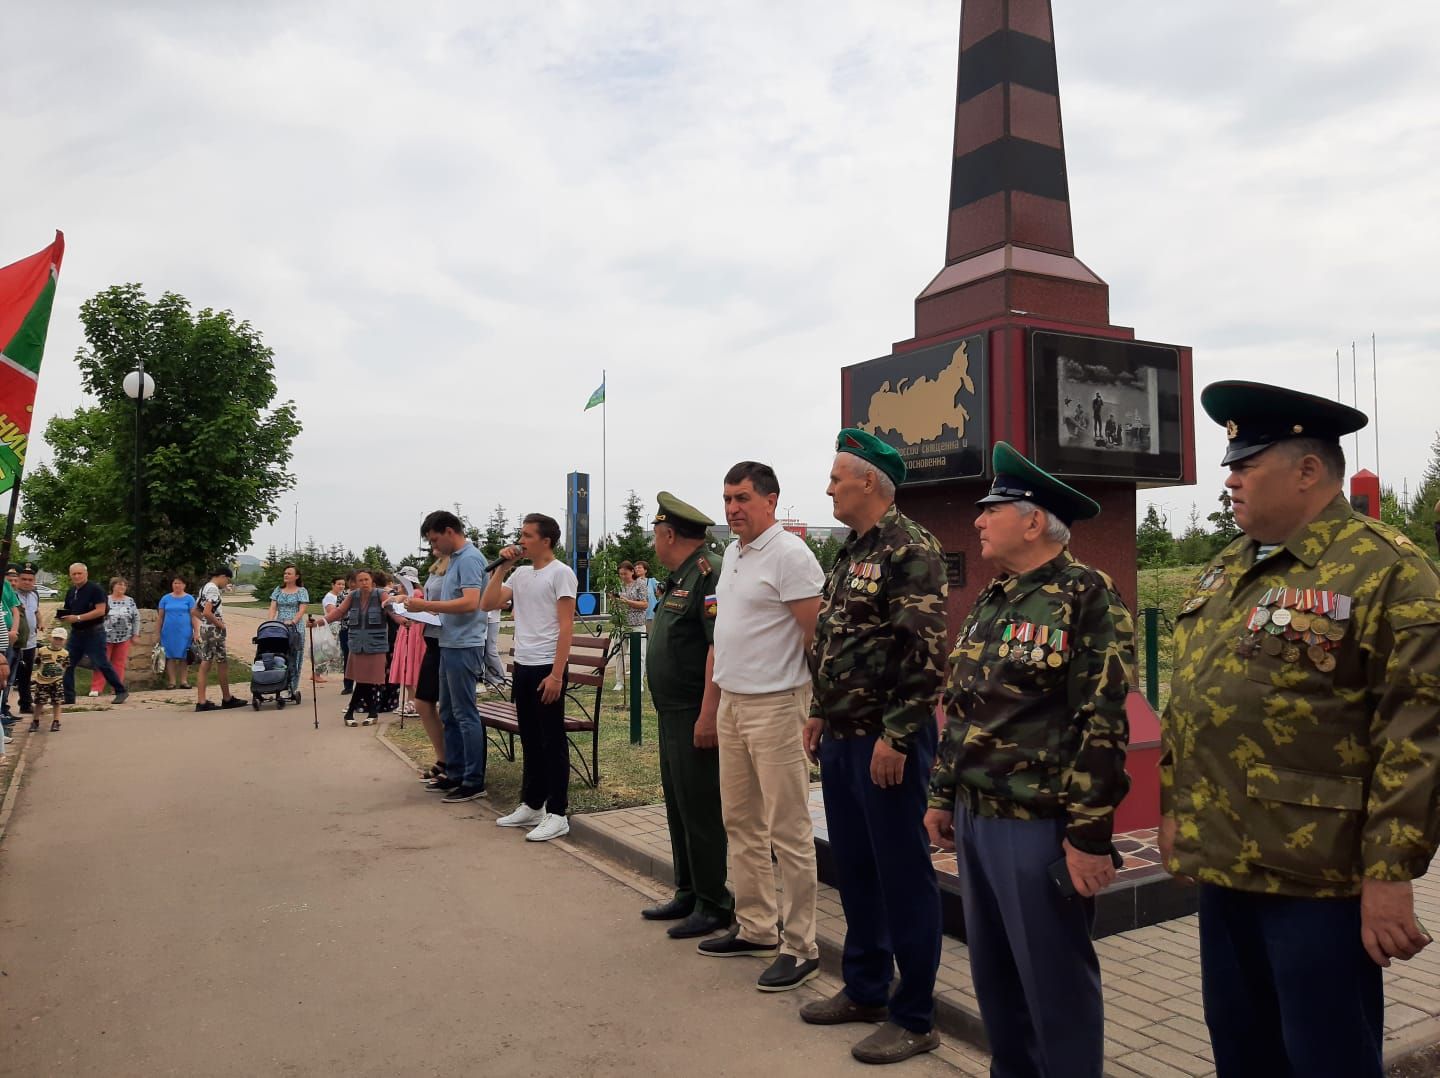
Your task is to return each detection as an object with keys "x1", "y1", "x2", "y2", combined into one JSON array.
[{"x1": 390, "y1": 602, "x2": 441, "y2": 626}]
